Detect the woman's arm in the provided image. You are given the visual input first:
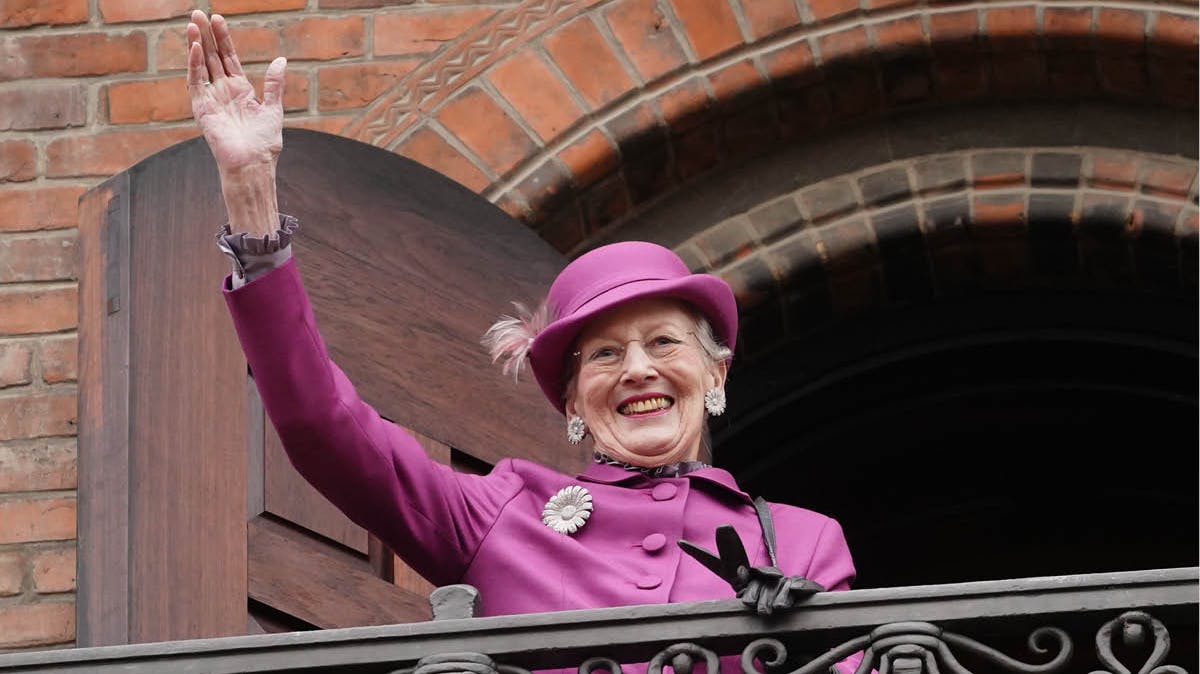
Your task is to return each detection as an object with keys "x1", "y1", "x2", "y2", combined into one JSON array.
[
  {"x1": 224, "y1": 258, "x2": 522, "y2": 585},
  {"x1": 188, "y1": 11, "x2": 522, "y2": 585}
]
